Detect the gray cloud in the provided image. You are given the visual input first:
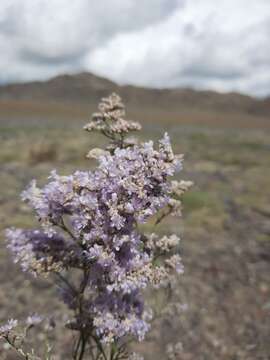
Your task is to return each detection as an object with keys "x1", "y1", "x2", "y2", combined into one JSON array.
[
  {"x1": 0, "y1": 0, "x2": 179, "y2": 65},
  {"x1": 0, "y1": 0, "x2": 269, "y2": 96}
]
